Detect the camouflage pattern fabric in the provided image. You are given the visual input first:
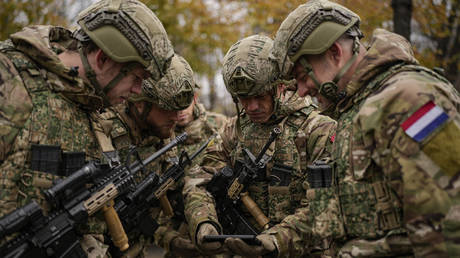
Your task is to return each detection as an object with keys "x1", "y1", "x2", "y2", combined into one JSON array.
[
  {"x1": 183, "y1": 91, "x2": 336, "y2": 254},
  {"x1": 0, "y1": 25, "x2": 108, "y2": 254},
  {"x1": 174, "y1": 102, "x2": 228, "y2": 167},
  {"x1": 97, "y1": 104, "x2": 199, "y2": 257},
  {"x1": 268, "y1": 29, "x2": 460, "y2": 257}
]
